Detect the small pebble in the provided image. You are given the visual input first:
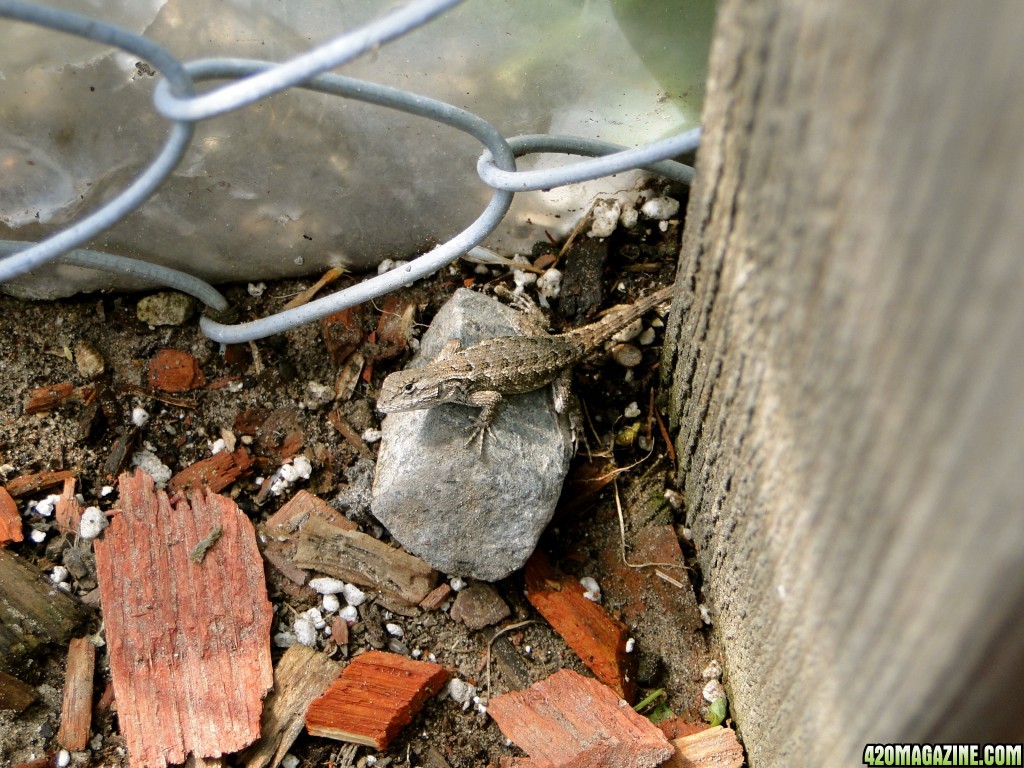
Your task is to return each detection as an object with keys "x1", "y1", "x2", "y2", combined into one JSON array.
[
  {"x1": 638, "y1": 327, "x2": 657, "y2": 345},
  {"x1": 339, "y1": 605, "x2": 359, "y2": 625},
  {"x1": 625, "y1": 638, "x2": 636, "y2": 653},
  {"x1": 131, "y1": 406, "x2": 150, "y2": 427},
  {"x1": 136, "y1": 291, "x2": 195, "y2": 326},
  {"x1": 56, "y1": 749, "x2": 71, "y2": 768},
  {"x1": 619, "y1": 204, "x2": 639, "y2": 228},
  {"x1": 322, "y1": 594, "x2": 340, "y2": 613},
  {"x1": 30, "y1": 529, "x2": 46, "y2": 543},
  {"x1": 450, "y1": 576, "x2": 466, "y2": 592},
  {"x1": 100, "y1": 485, "x2": 114, "y2": 496},
  {"x1": 448, "y1": 678, "x2": 477, "y2": 709},
  {"x1": 247, "y1": 282, "x2": 267, "y2": 298},
  {"x1": 623, "y1": 401, "x2": 641, "y2": 419},
  {"x1": 703, "y1": 679, "x2": 726, "y2": 703},
  {"x1": 280, "y1": 754, "x2": 299, "y2": 768},
  {"x1": 588, "y1": 198, "x2": 621, "y2": 238},
  {"x1": 702, "y1": 660, "x2": 723, "y2": 680},
  {"x1": 342, "y1": 583, "x2": 367, "y2": 607},
  {"x1": 640, "y1": 196, "x2": 680, "y2": 221},
  {"x1": 579, "y1": 576, "x2": 601, "y2": 602},
  {"x1": 131, "y1": 450, "x2": 172, "y2": 487},
  {"x1": 293, "y1": 616, "x2": 317, "y2": 647},
  {"x1": 362, "y1": 428, "x2": 382, "y2": 444},
  {"x1": 305, "y1": 381, "x2": 334, "y2": 408},
  {"x1": 309, "y1": 576, "x2": 346, "y2": 595},
  {"x1": 611, "y1": 343, "x2": 643, "y2": 368},
  {"x1": 388, "y1": 639, "x2": 409, "y2": 655},
  {"x1": 385, "y1": 622, "x2": 404, "y2": 638},
  {"x1": 209, "y1": 438, "x2": 226, "y2": 455},
  {"x1": 611, "y1": 317, "x2": 644, "y2": 343},
  {"x1": 50, "y1": 566, "x2": 70, "y2": 584},
  {"x1": 699, "y1": 604, "x2": 713, "y2": 625},
  {"x1": 79, "y1": 507, "x2": 108, "y2": 540},
  {"x1": 74, "y1": 341, "x2": 105, "y2": 379}
]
